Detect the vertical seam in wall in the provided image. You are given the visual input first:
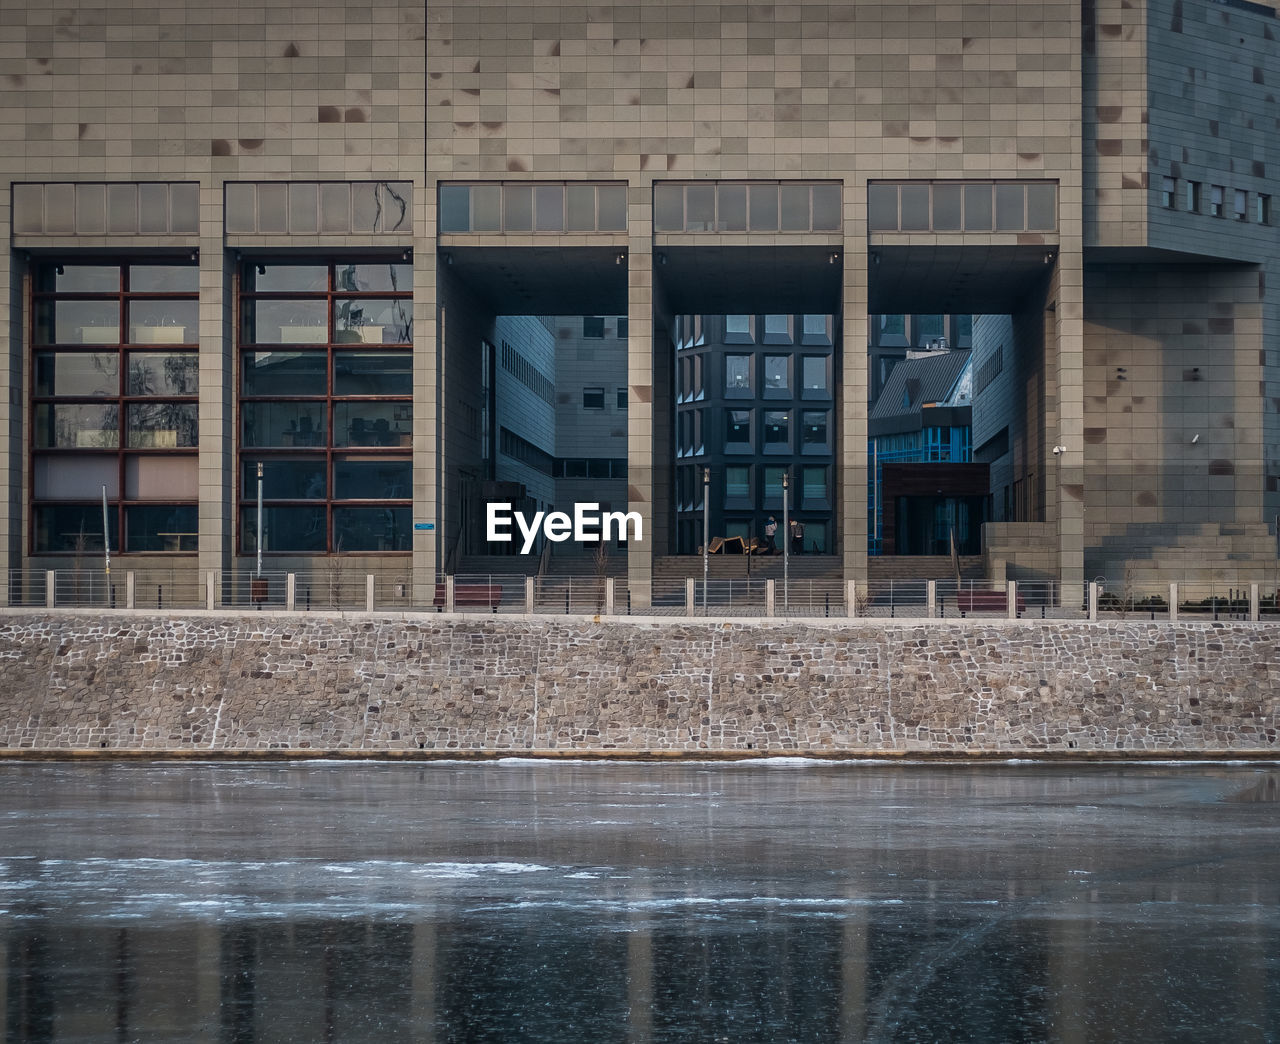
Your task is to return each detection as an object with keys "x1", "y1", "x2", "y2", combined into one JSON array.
[
  {"x1": 707, "y1": 625, "x2": 715, "y2": 751},
  {"x1": 532, "y1": 642, "x2": 540, "y2": 749},
  {"x1": 886, "y1": 627, "x2": 895, "y2": 748}
]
